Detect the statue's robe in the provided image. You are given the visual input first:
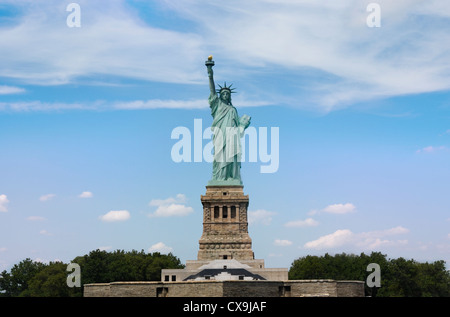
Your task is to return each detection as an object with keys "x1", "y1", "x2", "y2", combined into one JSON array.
[{"x1": 209, "y1": 93, "x2": 244, "y2": 182}]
